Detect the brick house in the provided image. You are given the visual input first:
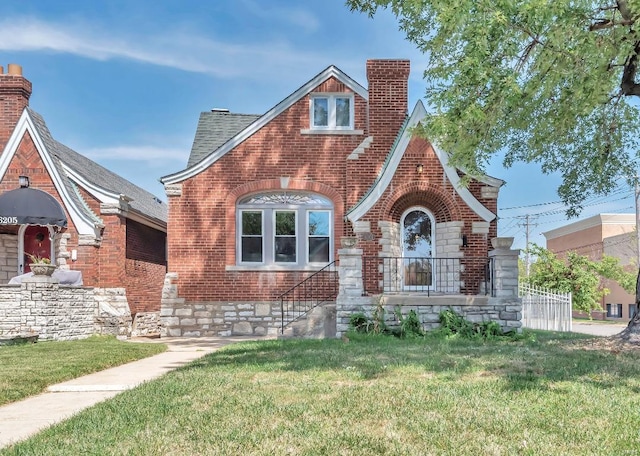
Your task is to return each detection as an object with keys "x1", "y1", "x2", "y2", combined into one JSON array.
[
  {"x1": 544, "y1": 213, "x2": 638, "y2": 320},
  {"x1": 0, "y1": 64, "x2": 167, "y2": 324},
  {"x1": 161, "y1": 59, "x2": 507, "y2": 337}
]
